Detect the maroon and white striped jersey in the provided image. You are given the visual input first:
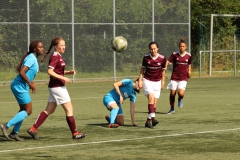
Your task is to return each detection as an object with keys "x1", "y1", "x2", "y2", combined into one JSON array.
[
  {"x1": 141, "y1": 53, "x2": 166, "y2": 81},
  {"x1": 168, "y1": 51, "x2": 191, "y2": 81}
]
